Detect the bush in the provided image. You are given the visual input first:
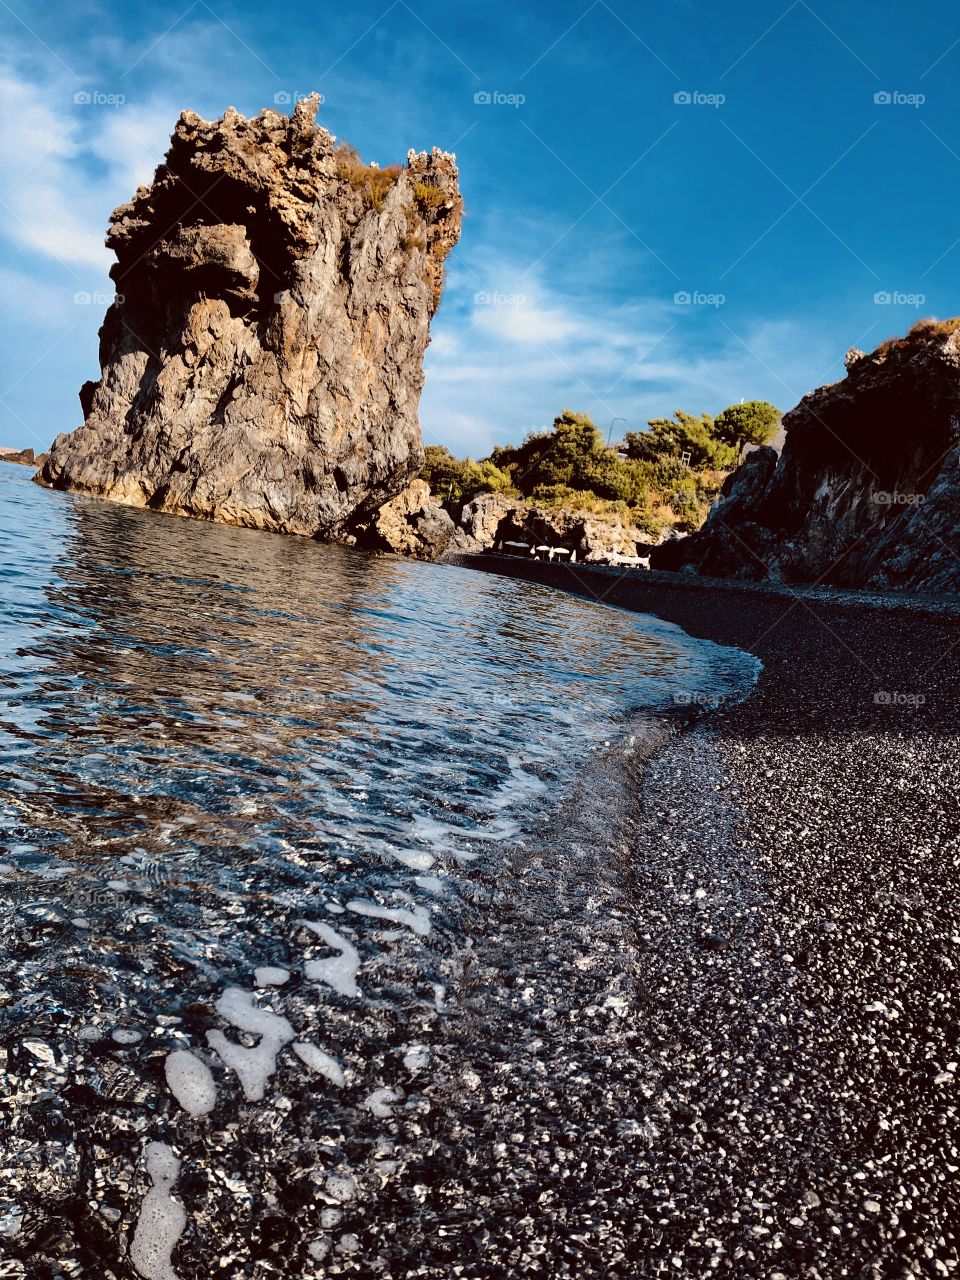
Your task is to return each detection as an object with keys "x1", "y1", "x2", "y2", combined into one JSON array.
[
  {"x1": 624, "y1": 411, "x2": 736, "y2": 469},
  {"x1": 335, "y1": 143, "x2": 402, "y2": 211},
  {"x1": 421, "y1": 445, "x2": 513, "y2": 506},
  {"x1": 413, "y1": 182, "x2": 446, "y2": 211},
  {"x1": 428, "y1": 404, "x2": 751, "y2": 541},
  {"x1": 490, "y1": 410, "x2": 609, "y2": 496}
]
